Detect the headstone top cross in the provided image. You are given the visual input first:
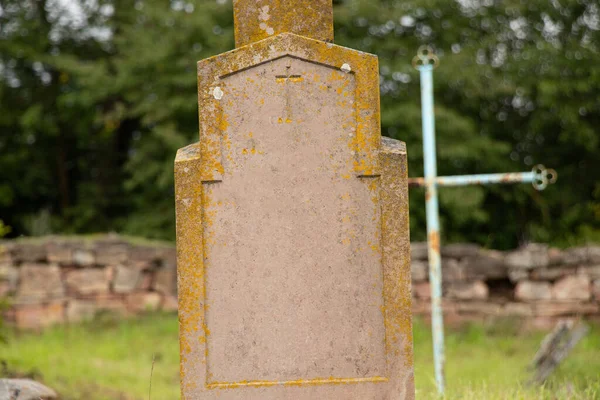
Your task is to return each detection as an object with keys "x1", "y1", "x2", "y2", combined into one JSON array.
[{"x1": 233, "y1": 0, "x2": 334, "y2": 47}]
